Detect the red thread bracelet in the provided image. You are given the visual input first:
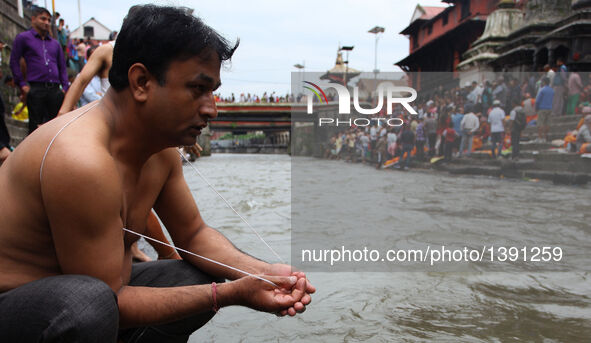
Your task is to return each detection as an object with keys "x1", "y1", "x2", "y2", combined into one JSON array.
[{"x1": 211, "y1": 282, "x2": 220, "y2": 312}]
